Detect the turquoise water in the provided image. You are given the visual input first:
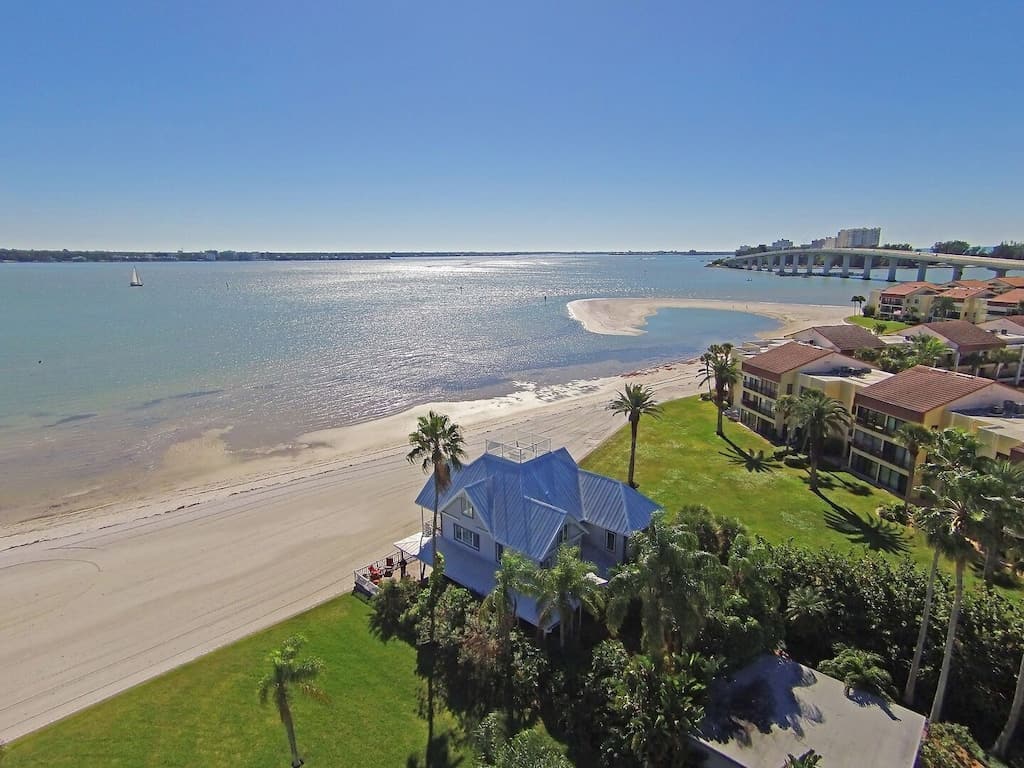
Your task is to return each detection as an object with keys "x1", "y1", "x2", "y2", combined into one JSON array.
[{"x1": 0, "y1": 253, "x2": 976, "y2": 510}]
